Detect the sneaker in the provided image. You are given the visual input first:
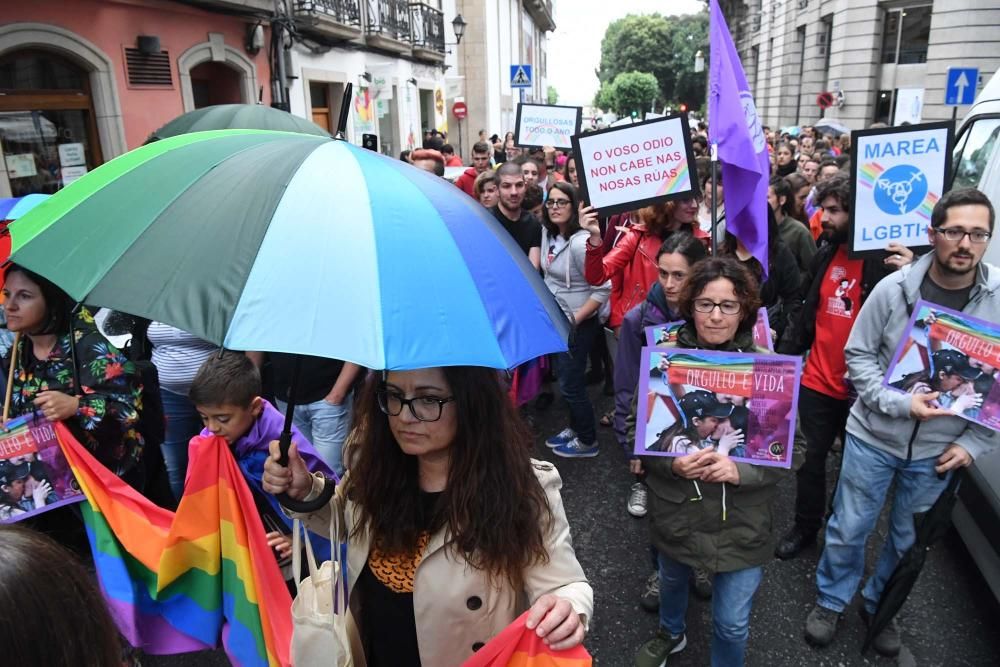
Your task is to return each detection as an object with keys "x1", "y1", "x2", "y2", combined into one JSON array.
[
  {"x1": 634, "y1": 629, "x2": 687, "y2": 667},
  {"x1": 553, "y1": 437, "x2": 600, "y2": 458},
  {"x1": 628, "y1": 483, "x2": 648, "y2": 517},
  {"x1": 859, "y1": 608, "x2": 902, "y2": 657},
  {"x1": 545, "y1": 428, "x2": 576, "y2": 448},
  {"x1": 690, "y1": 567, "x2": 712, "y2": 600},
  {"x1": 804, "y1": 604, "x2": 842, "y2": 647},
  {"x1": 639, "y1": 571, "x2": 659, "y2": 612}
]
